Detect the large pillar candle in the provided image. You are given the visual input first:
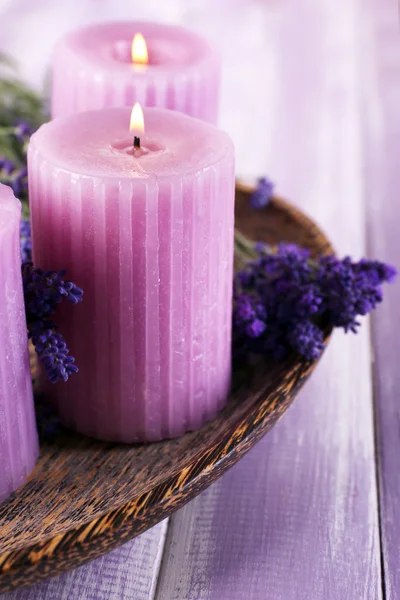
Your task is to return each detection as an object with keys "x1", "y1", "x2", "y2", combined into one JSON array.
[
  {"x1": 0, "y1": 183, "x2": 39, "y2": 503},
  {"x1": 29, "y1": 107, "x2": 235, "y2": 443},
  {"x1": 51, "y1": 22, "x2": 221, "y2": 124}
]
